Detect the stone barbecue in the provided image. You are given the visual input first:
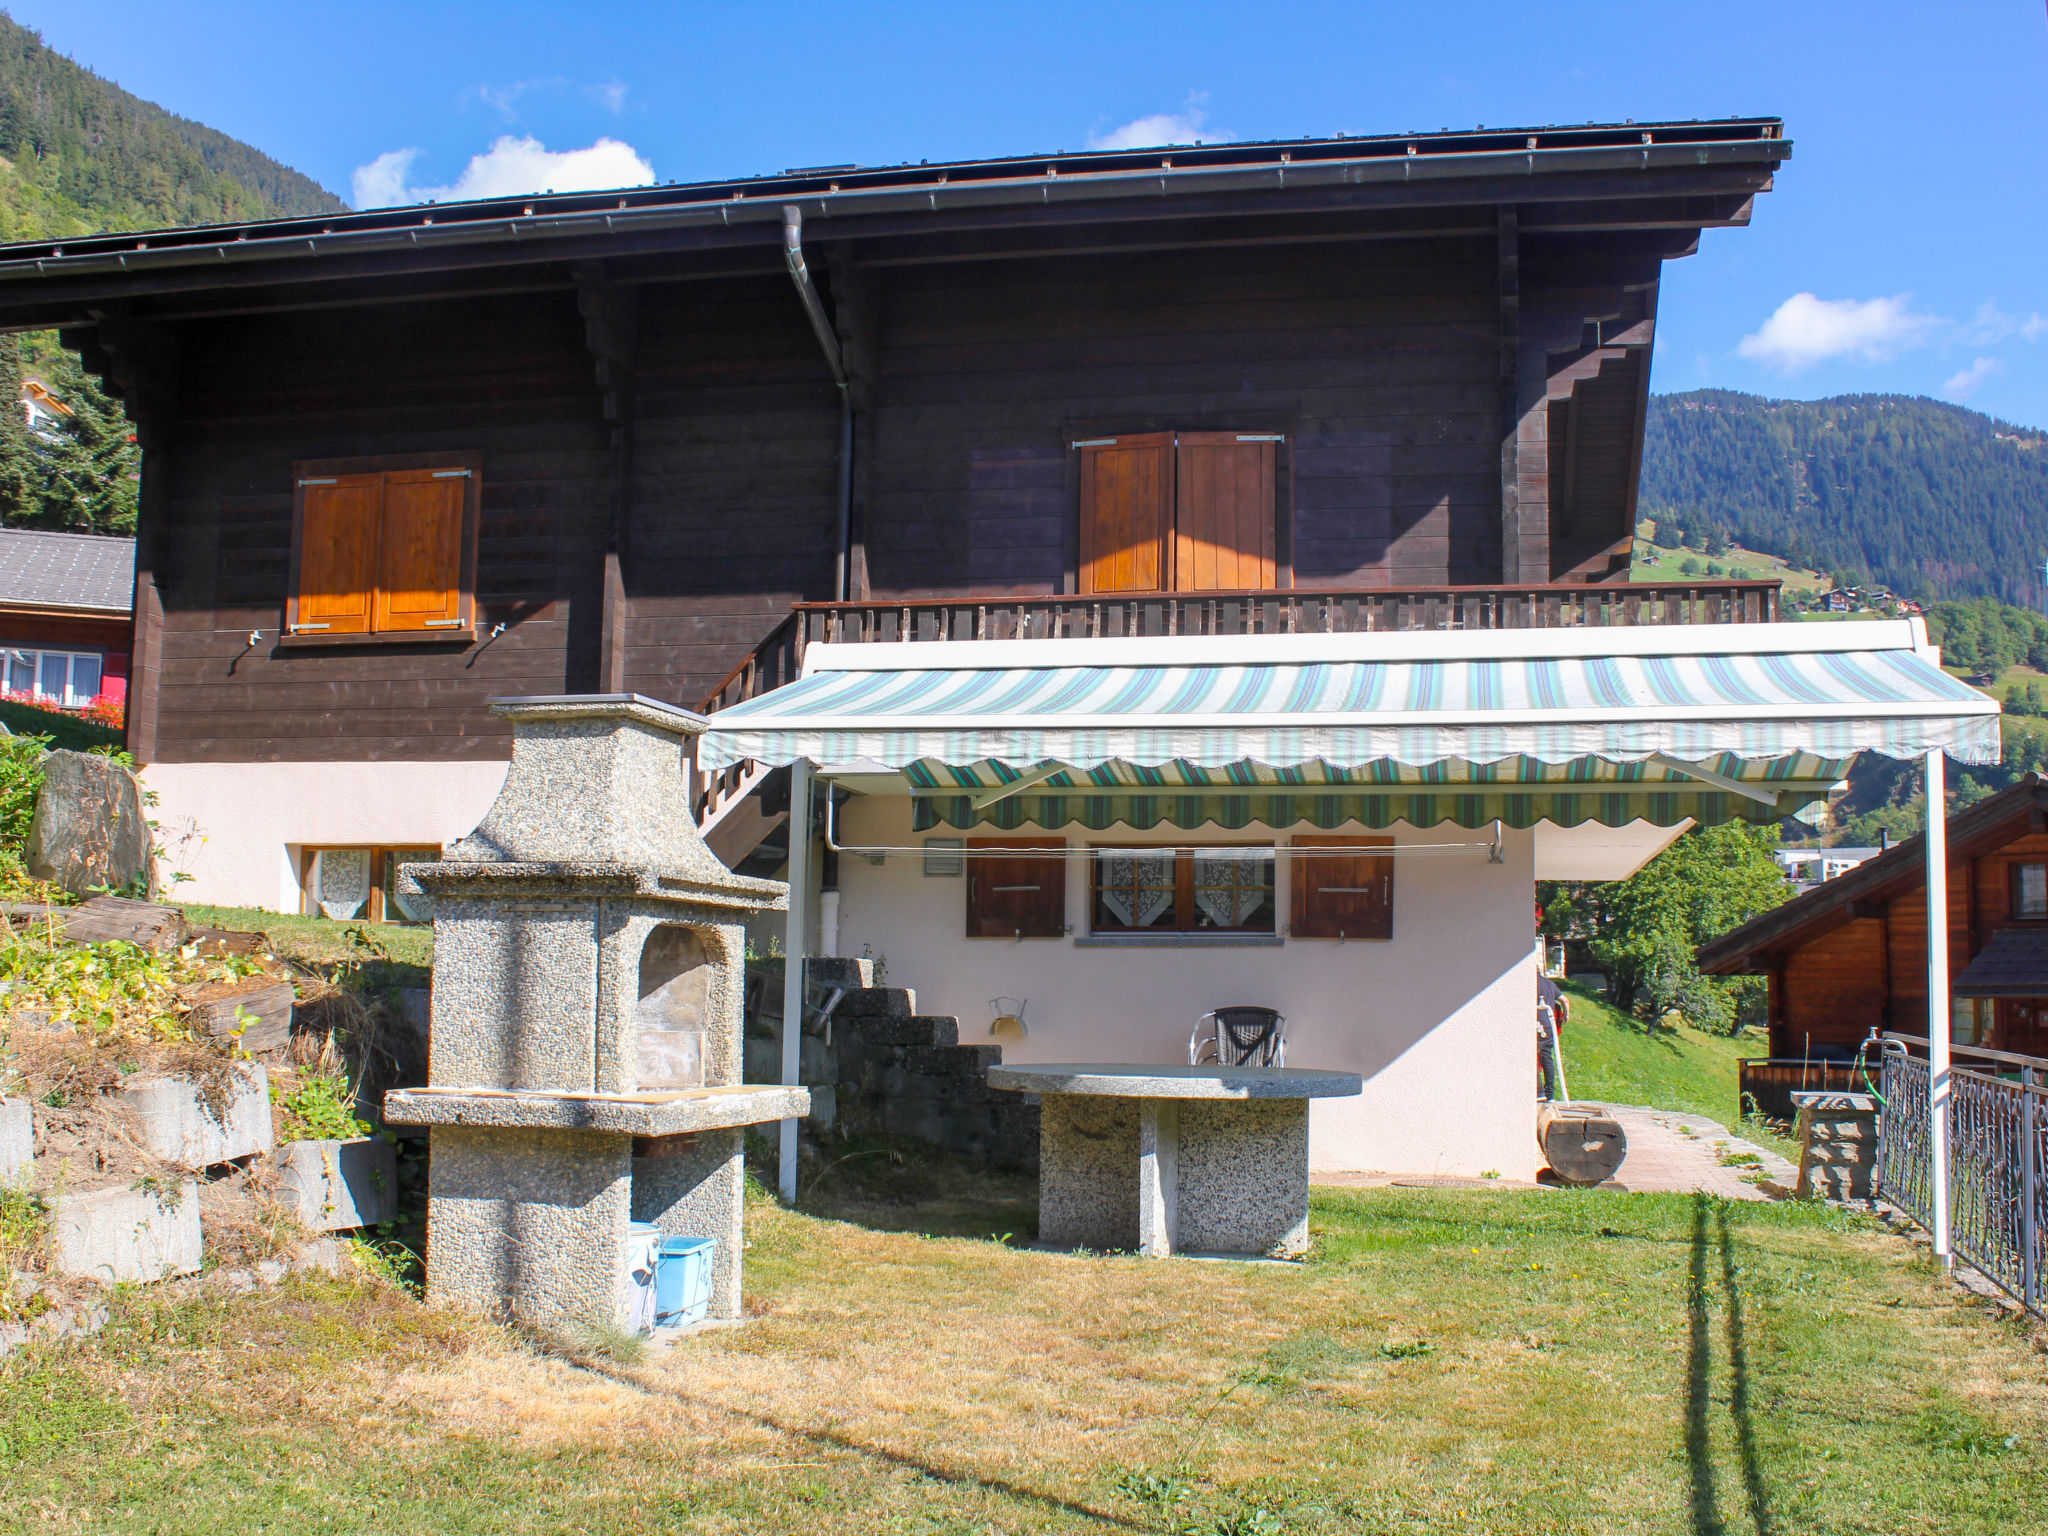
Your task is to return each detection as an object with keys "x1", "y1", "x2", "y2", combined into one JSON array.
[{"x1": 385, "y1": 694, "x2": 804, "y2": 1330}]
